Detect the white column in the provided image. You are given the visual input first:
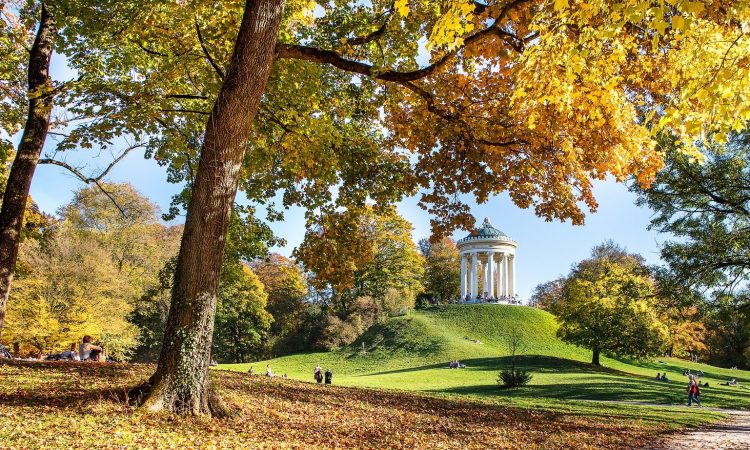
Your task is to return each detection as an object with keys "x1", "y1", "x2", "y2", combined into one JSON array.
[
  {"x1": 501, "y1": 253, "x2": 508, "y2": 297},
  {"x1": 487, "y1": 251, "x2": 494, "y2": 300},
  {"x1": 509, "y1": 255, "x2": 516, "y2": 297},
  {"x1": 494, "y1": 257, "x2": 501, "y2": 298},
  {"x1": 470, "y1": 252, "x2": 478, "y2": 299},
  {"x1": 482, "y1": 261, "x2": 488, "y2": 296},
  {"x1": 460, "y1": 253, "x2": 467, "y2": 300}
]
